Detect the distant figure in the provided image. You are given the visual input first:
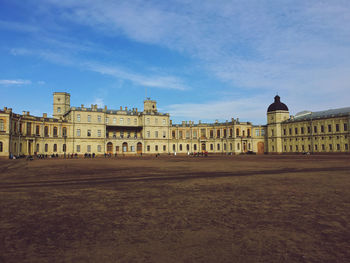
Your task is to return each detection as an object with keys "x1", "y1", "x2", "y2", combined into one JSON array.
[{"x1": 174, "y1": 152, "x2": 177, "y2": 156}]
